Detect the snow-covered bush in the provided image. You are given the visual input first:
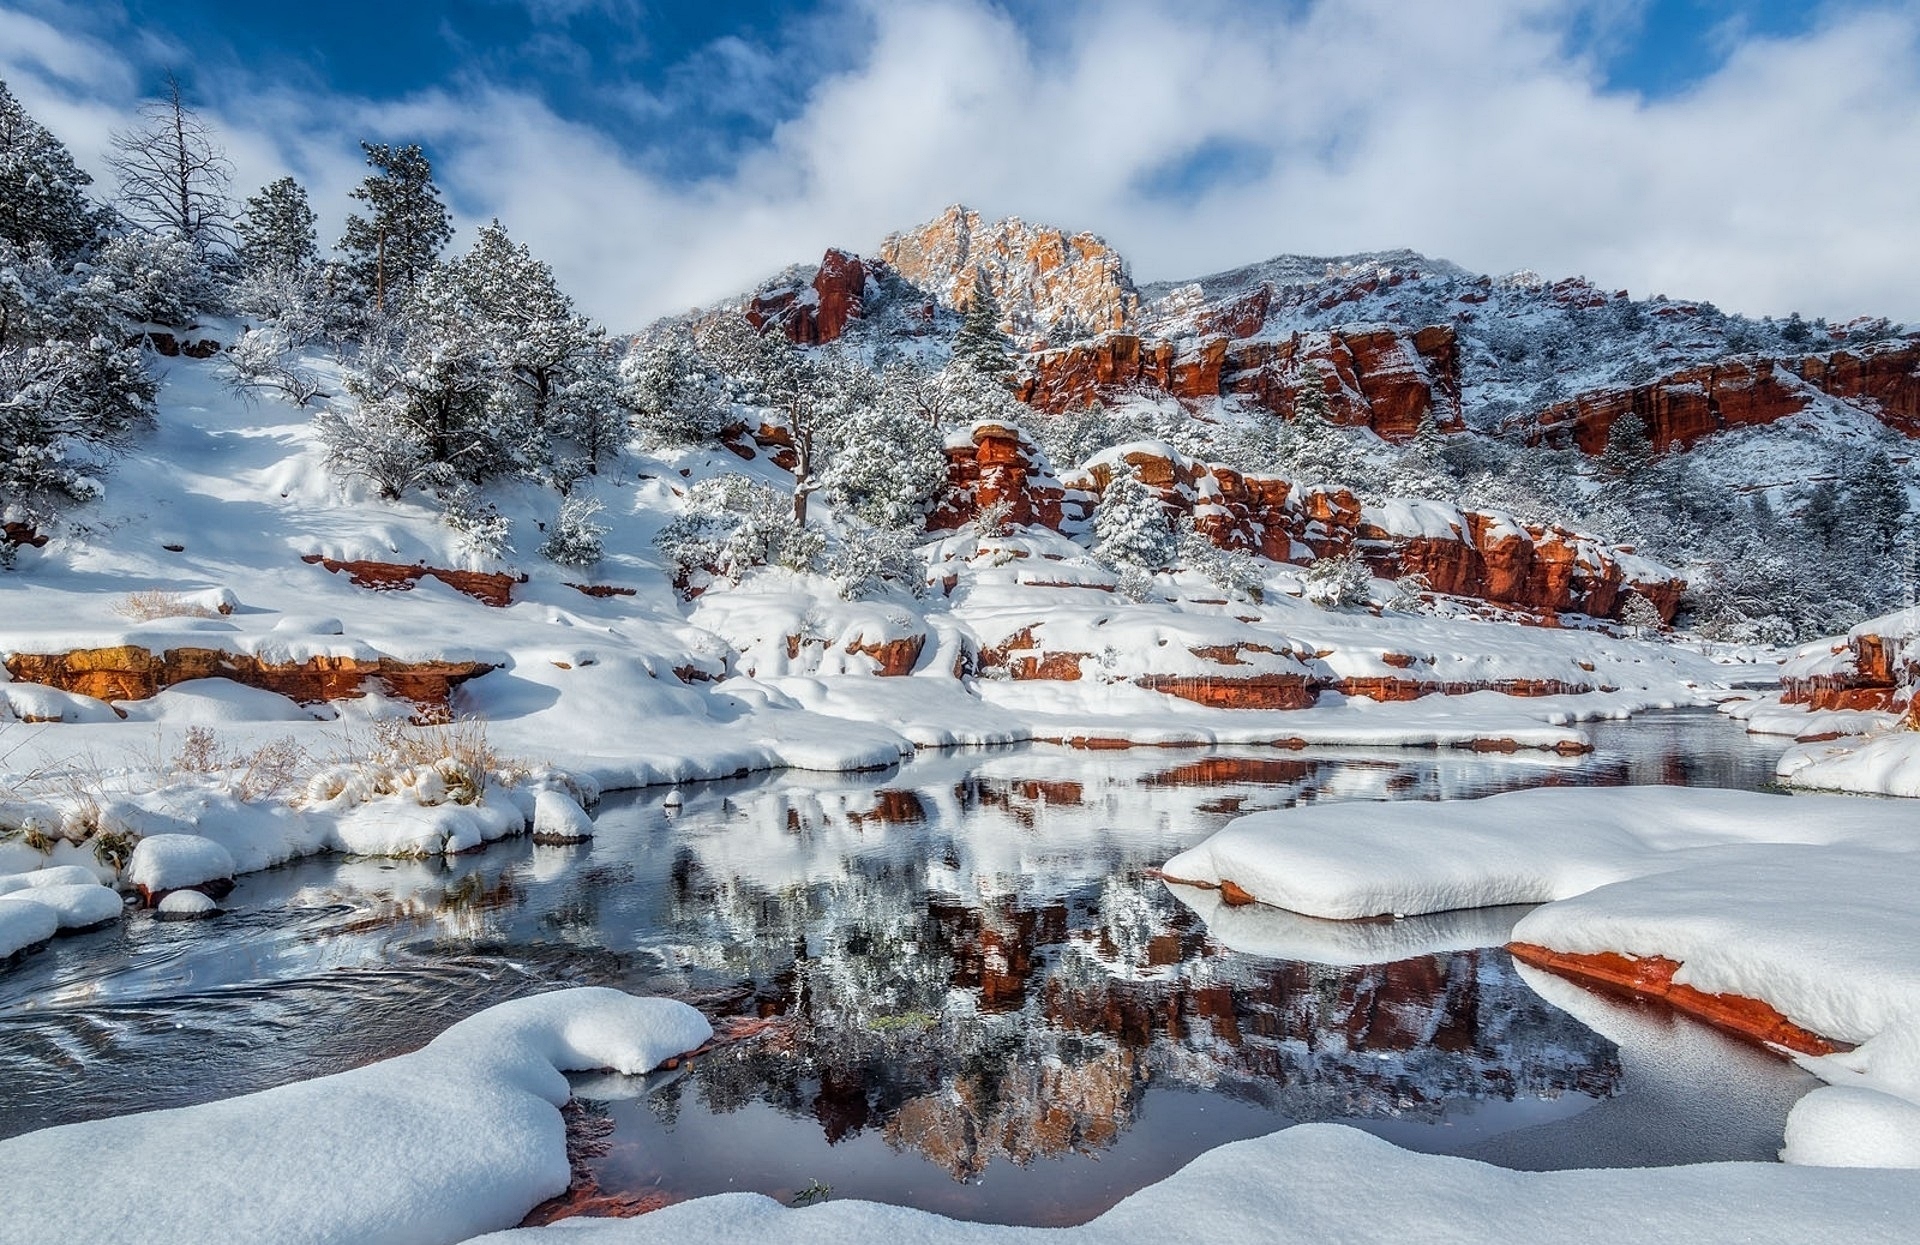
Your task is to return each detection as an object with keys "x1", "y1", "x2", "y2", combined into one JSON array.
[
  {"x1": 655, "y1": 474, "x2": 824, "y2": 586},
  {"x1": 437, "y1": 482, "x2": 514, "y2": 563},
  {"x1": 829, "y1": 525, "x2": 925, "y2": 600},
  {"x1": 539, "y1": 495, "x2": 607, "y2": 567},
  {"x1": 94, "y1": 231, "x2": 223, "y2": 326},
  {"x1": 313, "y1": 399, "x2": 435, "y2": 502},
  {"x1": 219, "y1": 325, "x2": 325, "y2": 407},
  {"x1": 1175, "y1": 520, "x2": 1264, "y2": 603},
  {"x1": 1303, "y1": 553, "x2": 1373, "y2": 609}
]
